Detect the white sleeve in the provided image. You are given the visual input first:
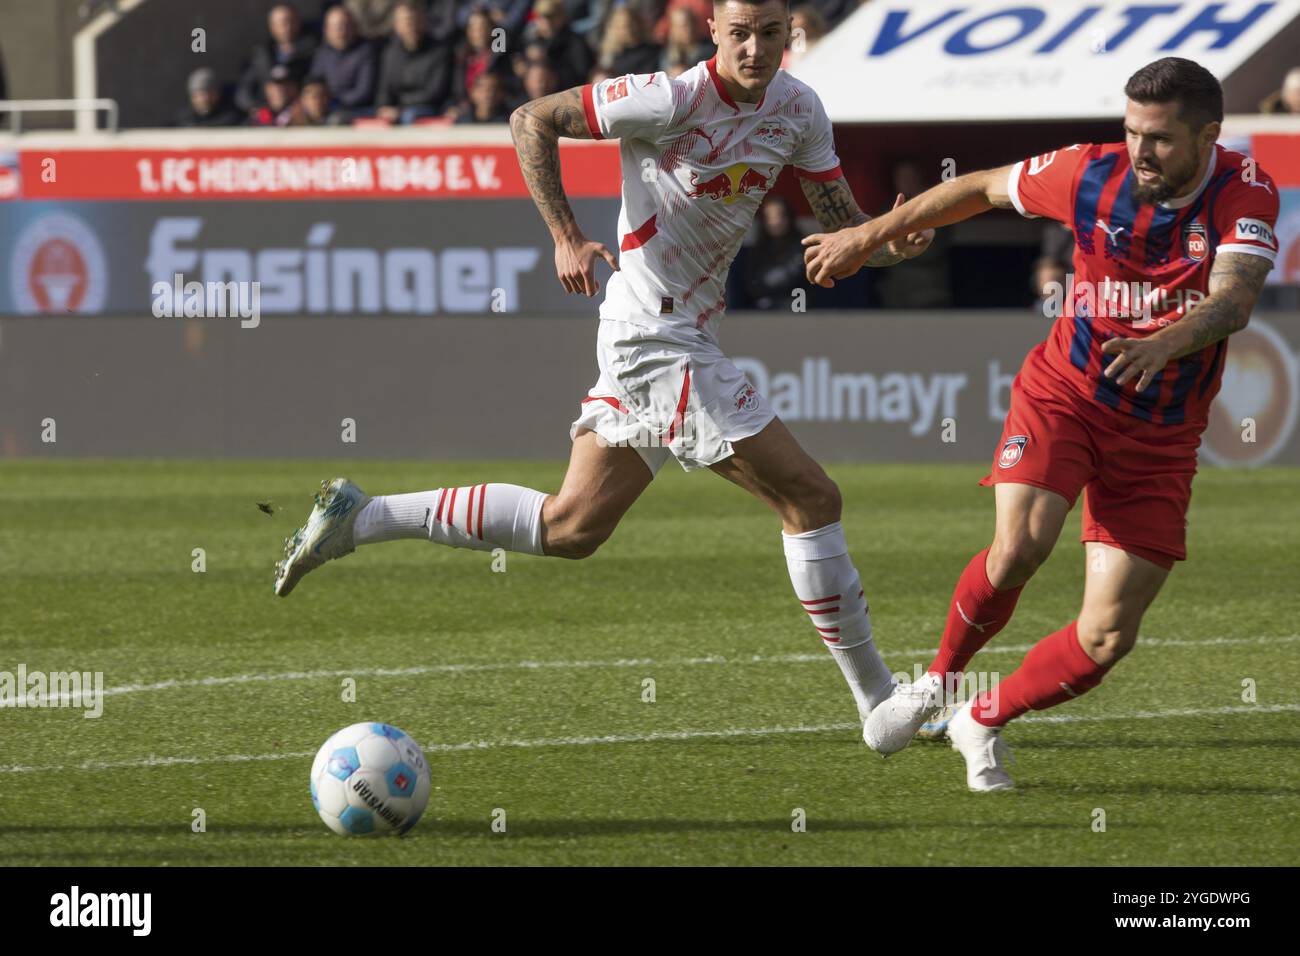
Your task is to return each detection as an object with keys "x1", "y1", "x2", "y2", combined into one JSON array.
[
  {"x1": 792, "y1": 95, "x2": 842, "y2": 181},
  {"x1": 582, "y1": 73, "x2": 676, "y2": 142}
]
